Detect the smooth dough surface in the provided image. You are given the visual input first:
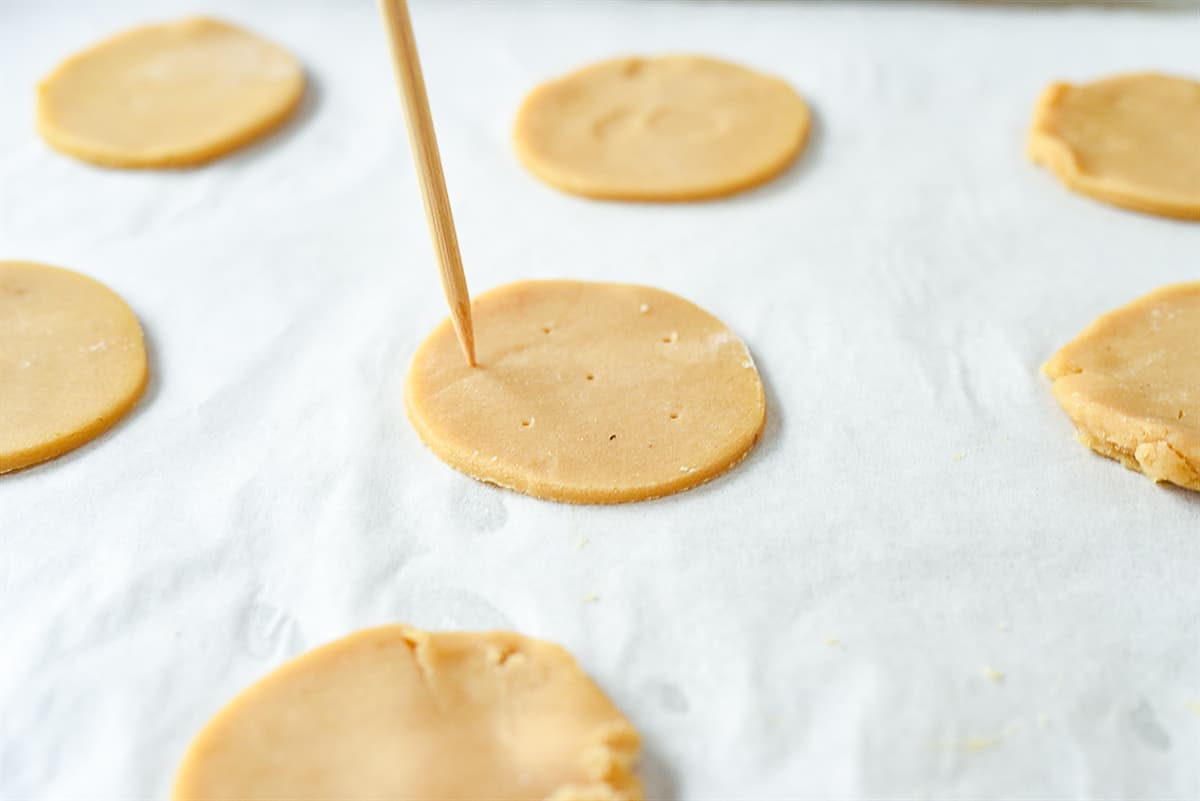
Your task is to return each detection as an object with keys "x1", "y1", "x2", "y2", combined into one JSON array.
[
  {"x1": 1, "y1": 261, "x2": 147, "y2": 474},
  {"x1": 1029, "y1": 72, "x2": 1200, "y2": 220},
  {"x1": 1044, "y1": 283, "x2": 1200, "y2": 492},
  {"x1": 406, "y1": 280, "x2": 766, "y2": 503},
  {"x1": 173, "y1": 626, "x2": 643, "y2": 801},
  {"x1": 514, "y1": 55, "x2": 810, "y2": 201},
  {"x1": 37, "y1": 16, "x2": 304, "y2": 168}
]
